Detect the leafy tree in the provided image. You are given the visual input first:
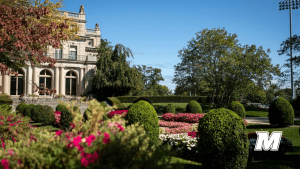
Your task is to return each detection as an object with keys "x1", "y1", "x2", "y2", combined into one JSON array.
[
  {"x1": 0, "y1": 0, "x2": 79, "y2": 73},
  {"x1": 278, "y1": 34, "x2": 300, "y2": 95},
  {"x1": 93, "y1": 39, "x2": 143, "y2": 101},
  {"x1": 131, "y1": 65, "x2": 170, "y2": 96},
  {"x1": 173, "y1": 28, "x2": 280, "y2": 108}
]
